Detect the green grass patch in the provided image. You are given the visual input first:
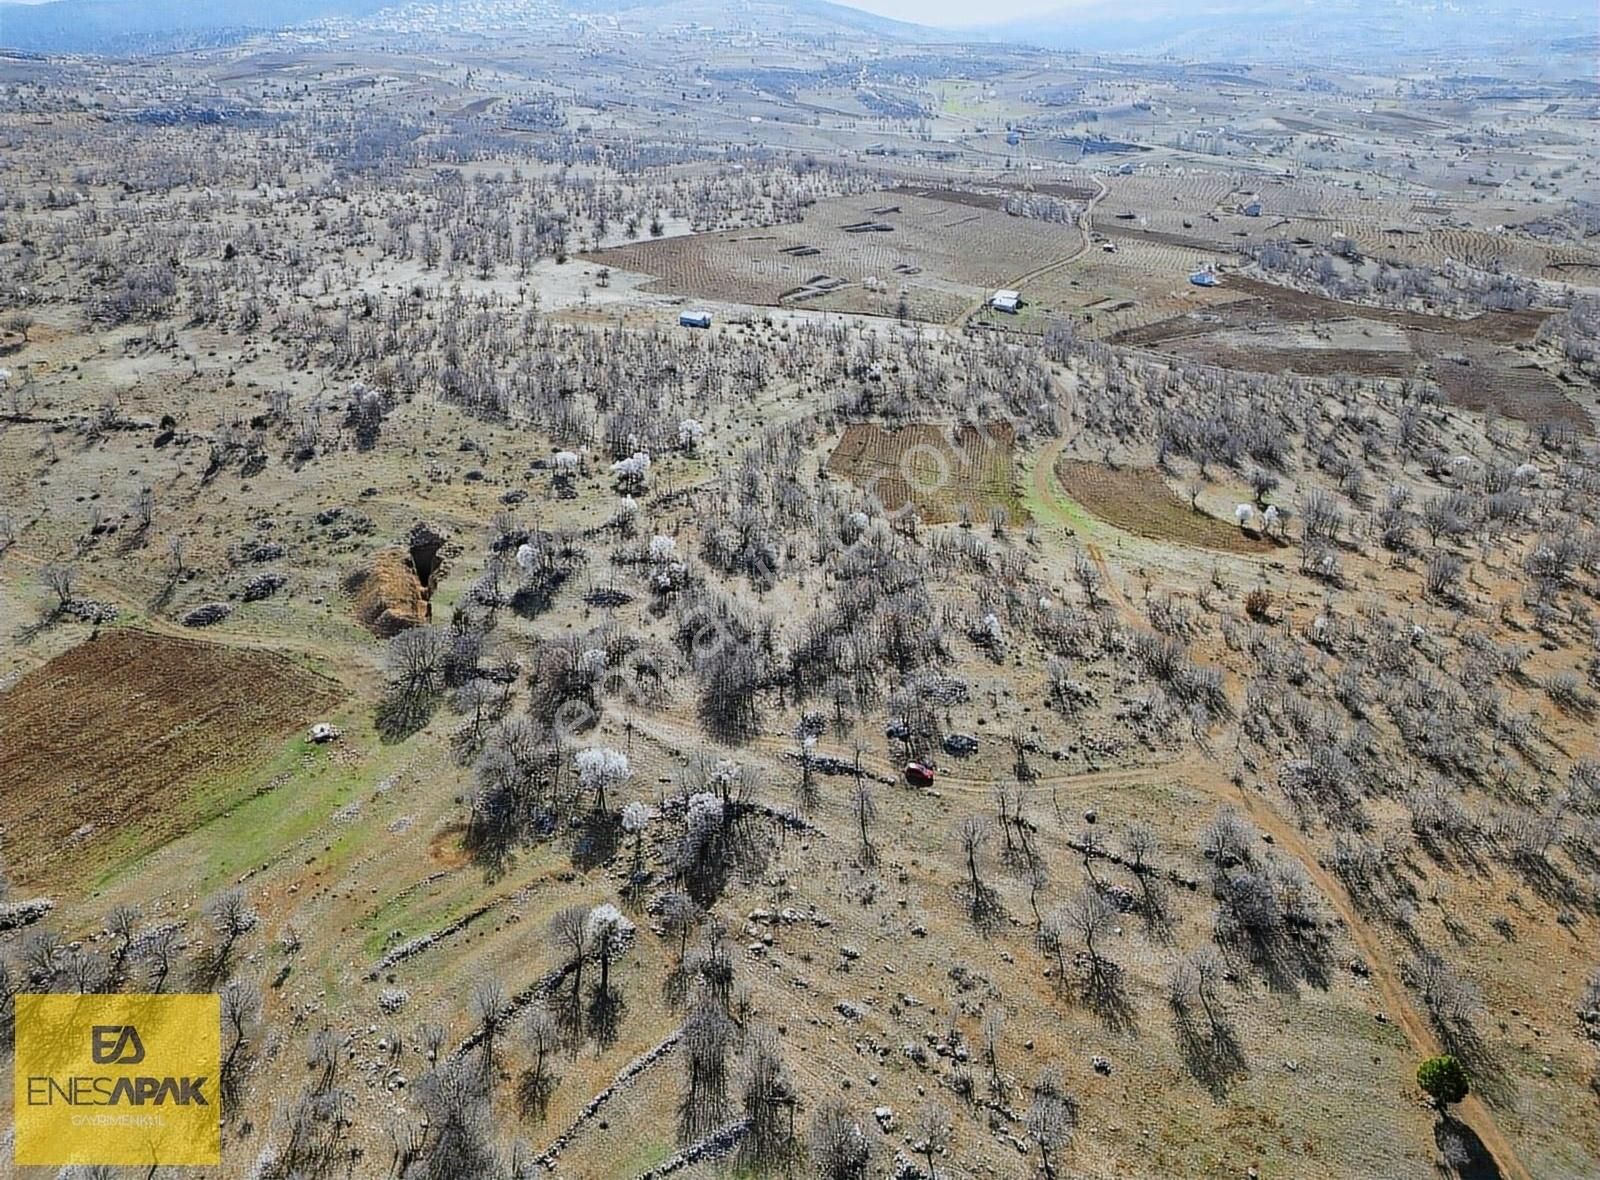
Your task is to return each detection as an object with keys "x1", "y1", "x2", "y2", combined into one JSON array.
[
  {"x1": 91, "y1": 707, "x2": 392, "y2": 896},
  {"x1": 610, "y1": 1135, "x2": 675, "y2": 1176}
]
